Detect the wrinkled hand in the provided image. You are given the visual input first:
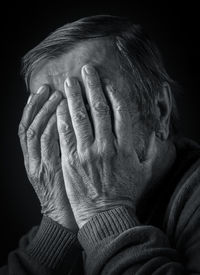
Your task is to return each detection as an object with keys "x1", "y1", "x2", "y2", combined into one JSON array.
[
  {"x1": 18, "y1": 86, "x2": 78, "y2": 230},
  {"x1": 57, "y1": 65, "x2": 156, "y2": 228}
]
